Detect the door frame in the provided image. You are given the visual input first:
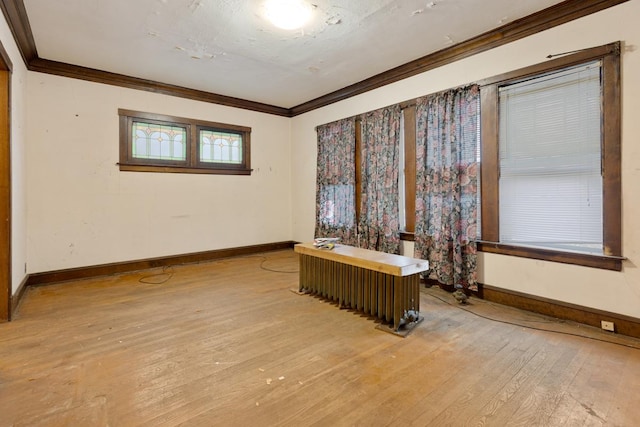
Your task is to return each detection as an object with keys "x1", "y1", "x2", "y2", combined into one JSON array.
[{"x1": 0, "y1": 40, "x2": 12, "y2": 322}]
